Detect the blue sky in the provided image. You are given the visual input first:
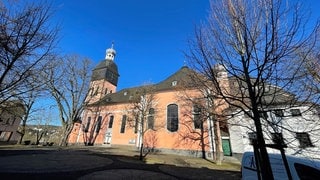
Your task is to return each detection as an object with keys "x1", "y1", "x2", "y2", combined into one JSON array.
[
  {"x1": 52, "y1": 0, "x2": 320, "y2": 91},
  {"x1": 34, "y1": 0, "x2": 319, "y2": 125},
  {"x1": 53, "y1": 0, "x2": 210, "y2": 90}
]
